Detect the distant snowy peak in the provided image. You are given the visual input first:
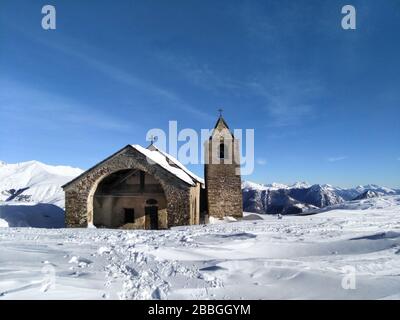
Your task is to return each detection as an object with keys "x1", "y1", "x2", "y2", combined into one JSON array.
[
  {"x1": 1, "y1": 160, "x2": 82, "y2": 177},
  {"x1": 242, "y1": 181, "x2": 343, "y2": 215},
  {"x1": 355, "y1": 184, "x2": 397, "y2": 195},
  {"x1": 242, "y1": 180, "x2": 399, "y2": 215},
  {"x1": 306, "y1": 184, "x2": 344, "y2": 207},
  {"x1": 263, "y1": 182, "x2": 289, "y2": 190},
  {"x1": 0, "y1": 160, "x2": 83, "y2": 208},
  {"x1": 242, "y1": 181, "x2": 310, "y2": 191},
  {"x1": 353, "y1": 190, "x2": 380, "y2": 200},
  {"x1": 242, "y1": 181, "x2": 268, "y2": 191},
  {"x1": 243, "y1": 181, "x2": 398, "y2": 194},
  {"x1": 290, "y1": 181, "x2": 310, "y2": 189}
]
